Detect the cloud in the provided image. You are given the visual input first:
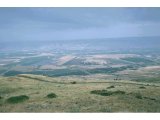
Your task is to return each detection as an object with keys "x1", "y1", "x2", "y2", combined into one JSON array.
[{"x1": 0, "y1": 8, "x2": 160, "y2": 42}]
